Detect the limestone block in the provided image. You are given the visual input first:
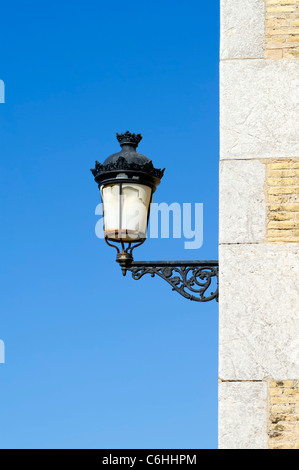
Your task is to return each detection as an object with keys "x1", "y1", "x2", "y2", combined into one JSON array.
[
  {"x1": 218, "y1": 381, "x2": 268, "y2": 449},
  {"x1": 219, "y1": 244, "x2": 299, "y2": 380},
  {"x1": 220, "y1": 60, "x2": 299, "y2": 159},
  {"x1": 220, "y1": 0, "x2": 265, "y2": 59},
  {"x1": 219, "y1": 160, "x2": 266, "y2": 244}
]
